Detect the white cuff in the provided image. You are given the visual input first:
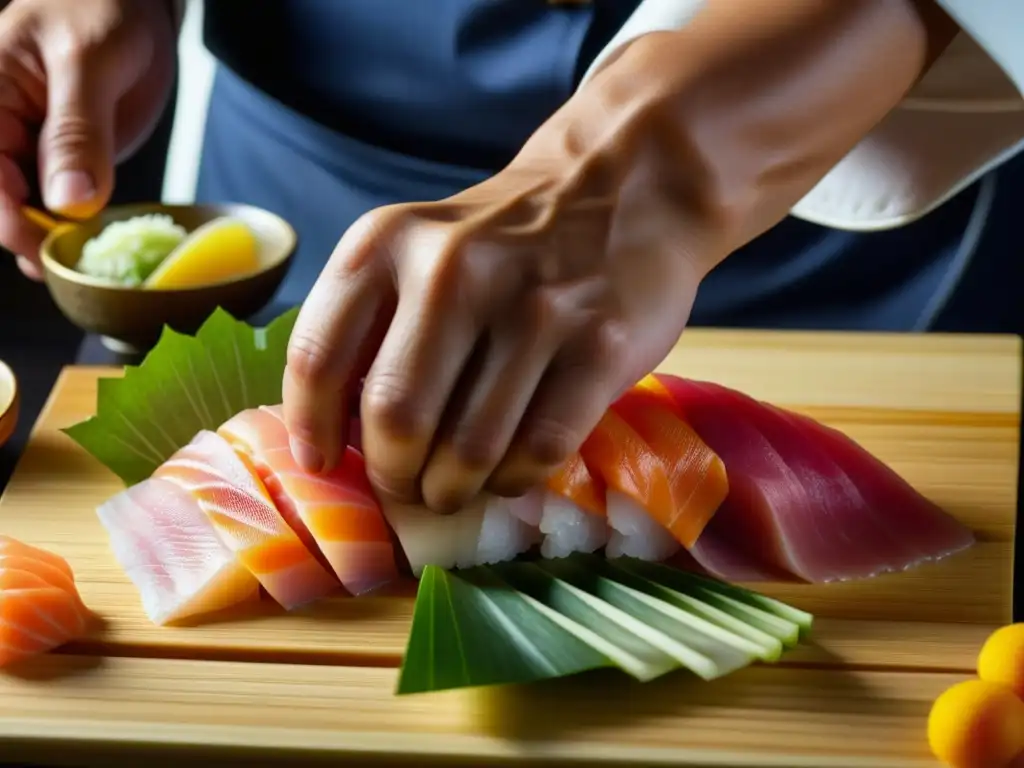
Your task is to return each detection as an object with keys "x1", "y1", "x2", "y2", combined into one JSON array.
[
  {"x1": 935, "y1": 0, "x2": 1024, "y2": 94},
  {"x1": 581, "y1": 0, "x2": 1024, "y2": 231}
]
